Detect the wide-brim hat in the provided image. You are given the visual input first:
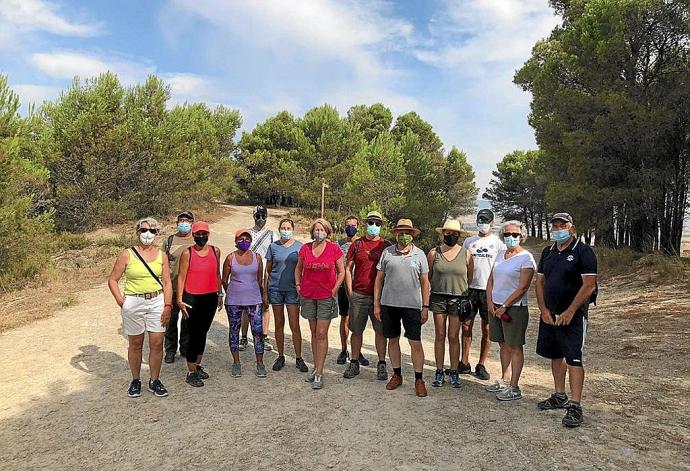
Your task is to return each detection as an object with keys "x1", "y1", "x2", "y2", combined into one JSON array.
[
  {"x1": 391, "y1": 218, "x2": 421, "y2": 237},
  {"x1": 235, "y1": 228, "x2": 252, "y2": 240},
  {"x1": 436, "y1": 219, "x2": 462, "y2": 234},
  {"x1": 192, "y1": 221, "x2": 210, "y2": 233}
]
